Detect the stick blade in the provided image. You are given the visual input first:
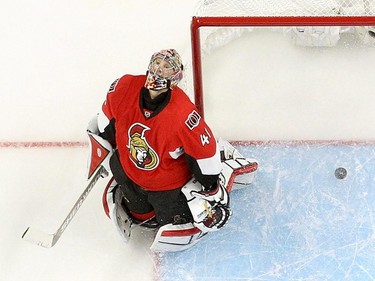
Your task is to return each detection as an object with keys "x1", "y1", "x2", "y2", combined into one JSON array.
[{"x1": 22, "y1": 227, "x2": 55, "y2": 248}]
